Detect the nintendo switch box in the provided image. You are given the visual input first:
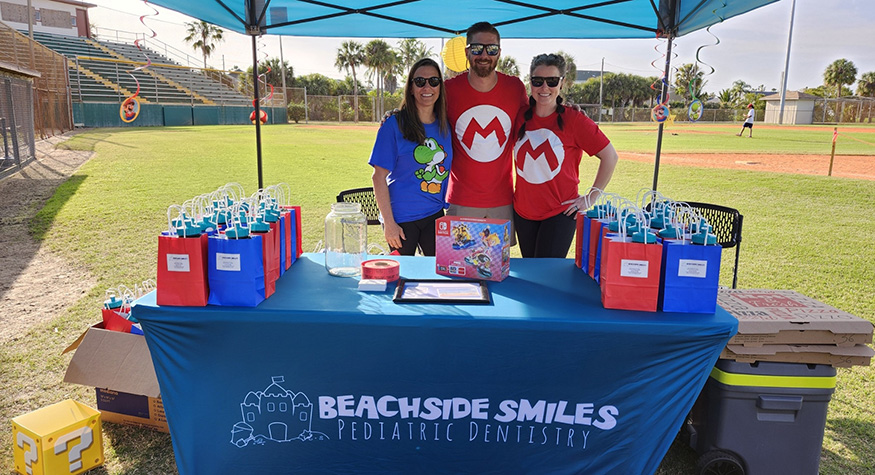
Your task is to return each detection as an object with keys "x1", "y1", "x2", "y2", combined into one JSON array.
[{"x1": 435, "y1": 216, "x2": 511, "y2": 282}]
